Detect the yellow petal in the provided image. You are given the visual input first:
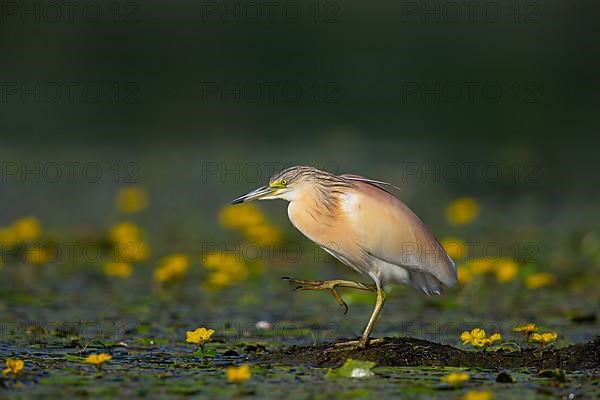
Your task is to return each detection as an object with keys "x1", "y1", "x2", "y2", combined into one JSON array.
[
  {"x1": 460, "y1": 331, "x2": 471, "y2": 344},
  {"x1": 525, "y1": 273, "x2": 555, "y2": 289},
  {"x1": 513, "y1": 323, "x2": 536, "y2": 333},
  {"x1": 226, "y1": 364, "x2": 252, "y2": 382},
  {"x1": 463, "y1": 390, "x2": 493, "y2": 400},
  {"x1": 471, "y1": 328, "x2": 486, "y2": 340}
]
